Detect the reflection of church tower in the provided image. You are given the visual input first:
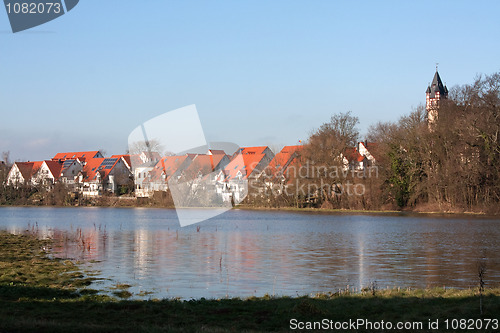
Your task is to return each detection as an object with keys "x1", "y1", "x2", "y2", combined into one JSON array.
[{"x1": 425, "y1": 68, "x2": 448, "y2": 125}]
